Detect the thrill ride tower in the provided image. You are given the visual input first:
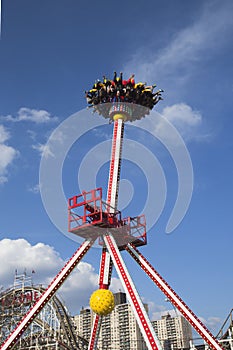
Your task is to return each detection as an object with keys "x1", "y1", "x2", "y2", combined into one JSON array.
[{"x1": 1, "y1": 73, "x2": 223, "y2": 350}]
